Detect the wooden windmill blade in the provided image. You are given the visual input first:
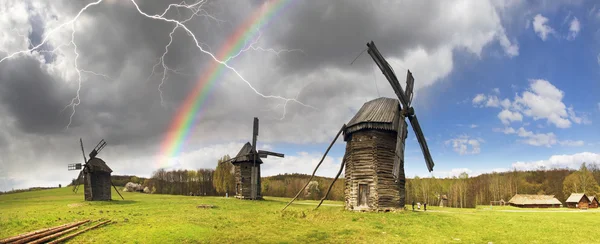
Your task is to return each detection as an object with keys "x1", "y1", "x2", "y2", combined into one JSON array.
[
  {"x1": 407, "y1": 114, "x2": 435, "y2": 172},
  {"x1": 366, "y1": 41, "x2": 409, "y2": 108},
  {"x1": 404, "y1": 70, "x2": 415, "y2": 105},
  {"x1": 80, "y1": 138, "x2": 87, "y2": 163}
]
